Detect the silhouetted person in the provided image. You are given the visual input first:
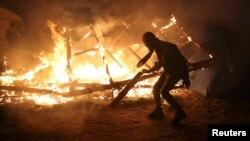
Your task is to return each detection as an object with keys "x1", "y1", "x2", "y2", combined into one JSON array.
[
  {"x1": 6, "y1": 21, "x2": 24, "y2": 48},
  {"x1": 137, "y1": 32, "x2": 190, "y2": 125}
]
